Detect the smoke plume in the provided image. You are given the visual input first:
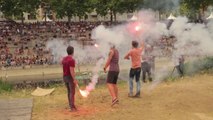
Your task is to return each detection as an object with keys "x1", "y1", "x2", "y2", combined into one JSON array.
[{"x1": 47, "y1": 9, "x2": 213, "y2": 93}]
